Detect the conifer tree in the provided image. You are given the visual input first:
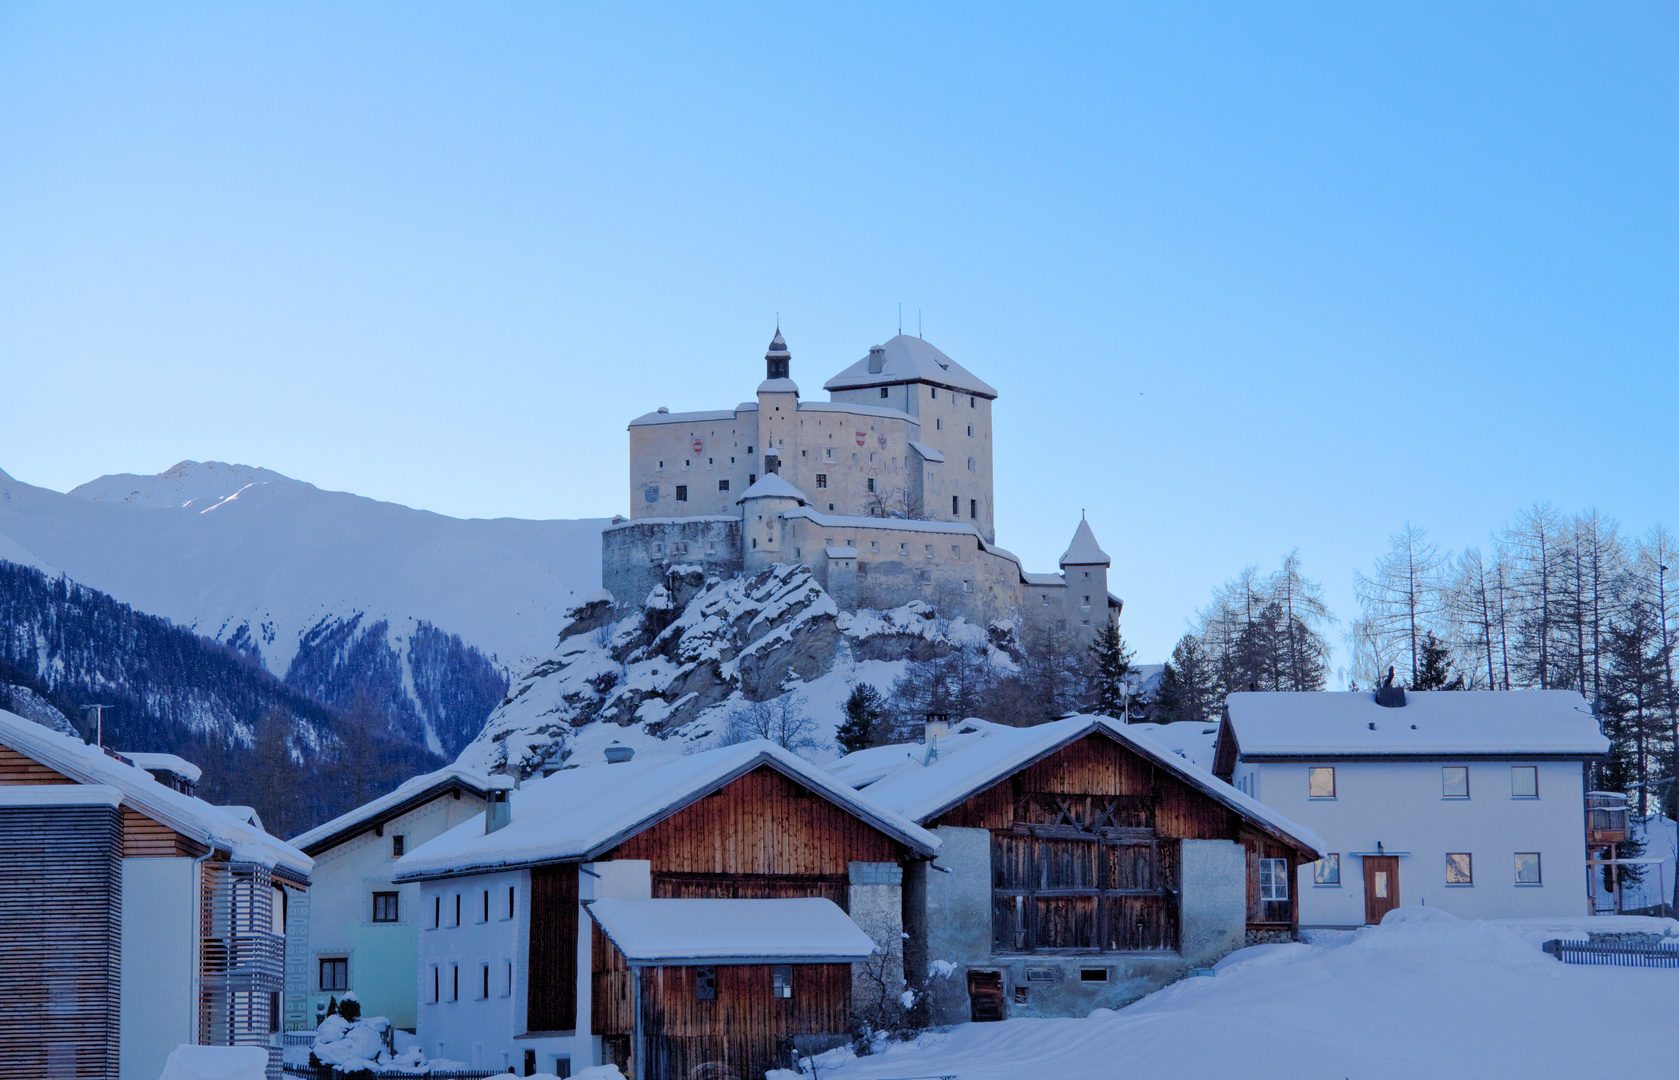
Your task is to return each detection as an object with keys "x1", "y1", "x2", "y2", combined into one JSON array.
[
  {"x1": 1152, "y1": 634, "x2": 1219, "y2": 725},
  {"x1": 837, "y1": 684, "x2": 886, "y2": 753},
  {"x1": 1413, "y1": 631, "x2": 1465, "y2": 690},
  {"x1": 1087, "y1": 620, "x2": 1135, "y2": 719}
]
